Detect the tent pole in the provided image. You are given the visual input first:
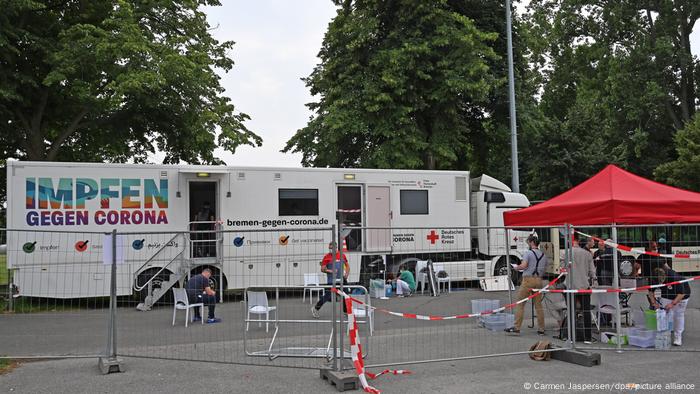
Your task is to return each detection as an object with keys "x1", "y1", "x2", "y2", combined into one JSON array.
[
  {"x1": 565, "y1": 224, "x2": 576, "y2": 349},
  {"x1": 612, "y1": 225, "x2": 623, "y2": 352}
]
